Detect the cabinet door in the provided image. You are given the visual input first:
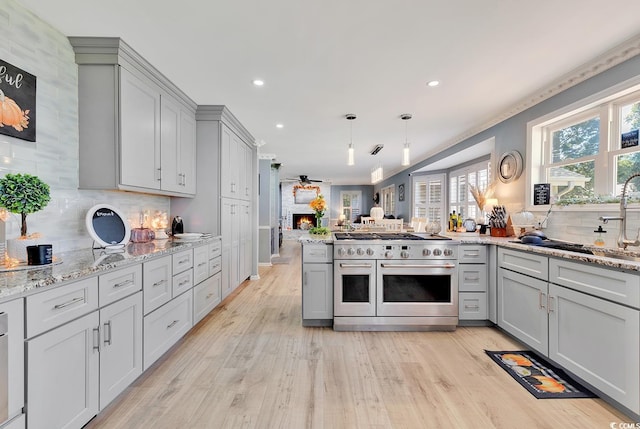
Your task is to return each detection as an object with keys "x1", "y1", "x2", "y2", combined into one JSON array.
[
  {"x1": 220, "y1": 124, "x2": 238, "y2": 198},
  {"x1": 498, "y1": 268, "x2": 548, "y2": 355},
  {"x1": 239, "y1": 201, "x2": 251, "y2": 282},
  {"x1": 143, "y1": 256, "x2": 172, "y2": 315},
  {"x1": 193, "y1": 272, "x2": 221, "y2": 325},
  {"x1": 119, "y1": 67, "x2": 161, "y2": 190},
  {"x1": 549, "y1": 284, "x2": 639, "y2": 414},
  {"x1": 302, "y1": 263, "x2": 333, "y2": 320},
  {"x1": 240, "y1": 141, "x2": 253, "y2": 200},
  {"x1": 27, "y1": 312, "x2": 100, "y2": 429},
  {"x1": 221, "y1": 199, "x2": 239, "y2": 299},
  {"x1": 99, "y1": 292, "x2": 143, "y2": 410},
  {"x1": 458, "y1": 265, "x2": 487, "y2": 292},
  {"x1": 99, "y1": 264, "x2": 142, "y2": 307},
  {"x1": 179, "y1": 108, "x2": 196, "y2": 194},
  {"x1": 0, "y1": 299, "x2": 23, "y2": 422},
  {"x1": 160, "y1": 95, "x2": 181, "y2": 193},
  {"x1": 193, "y1": 245, "x2": 210, "y2": 285}
]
